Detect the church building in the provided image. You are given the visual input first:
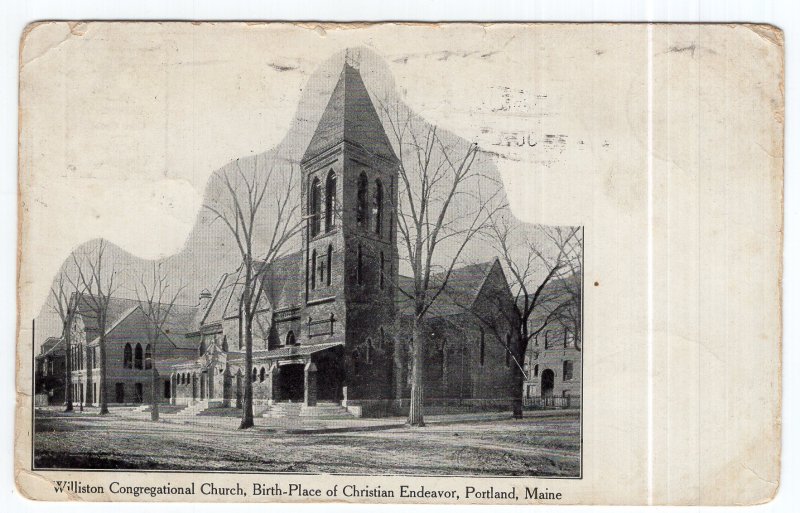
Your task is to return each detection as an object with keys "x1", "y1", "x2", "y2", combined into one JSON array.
[{"x1": 61, "y1": 63, "x2": 521, "y2": 418}]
